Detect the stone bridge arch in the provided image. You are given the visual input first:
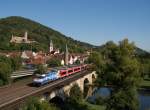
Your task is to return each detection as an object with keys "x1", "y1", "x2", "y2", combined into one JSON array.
[
  {"x1": 83, "y1": 78, "x2": 90, "y2": 97},
  {"x1": 40, "y1": 71, "x2": 97, "y2": 102}
]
